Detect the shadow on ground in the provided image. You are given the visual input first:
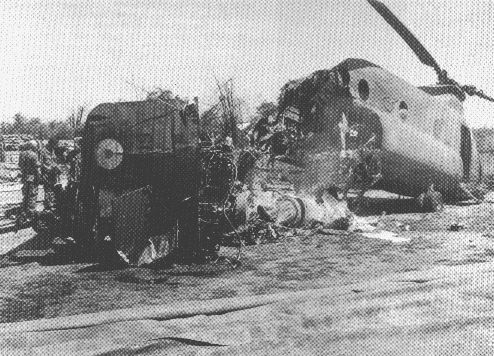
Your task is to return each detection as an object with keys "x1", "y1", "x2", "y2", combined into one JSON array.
[
  {"x1": 349, "y1": 196, "x2": 421, "y2": 216},
  {"x1": 0, "y1": 272, "x2": 77, "y2": 323},
  {"x1": 0, "y1": 232, "x2": 95, "y2": 268}
]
